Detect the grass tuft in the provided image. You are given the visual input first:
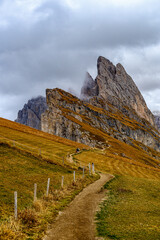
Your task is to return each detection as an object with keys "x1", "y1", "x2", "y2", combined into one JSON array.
[{"x1": 19, "y1": 209, "x2": 38, "y2": 228}]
